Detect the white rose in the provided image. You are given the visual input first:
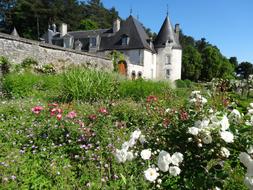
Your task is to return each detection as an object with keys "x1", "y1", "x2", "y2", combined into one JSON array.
[
  {"x1": 131, "y1": 129, "x2": 141, "y2": 140},
  {"x1": 126, "y1": 151, "x2": 134, "y2": 161},
  {"x1": 169, "y1": 166, "x2": 181, "y2": 176},
  {"x1": 171, "y1": 152, "x2": 183, "y2": 166},
  {"x1": 247, "y1": 145, "x2": 253, "y2": 154},
  {"x1": 158, "y1": 150, "x2": 171, "y2": 172},
  {"x1": 221, "y1": 147, "x2": 230, "y2": 158},
  {"x1": 141, "y1": 149, "x2": 152, "y2": 160},
  {"x1": 220, "y1": 131, "x2": 234, "y2": 143},
  {"x1": 188, "y1": 127, "x2": 200, "y2": 136},
  {"x1": 128, "y1": 138, "x2": 136, "y2": 148},
  {"x1": 144, "y1": 168, "x2": 159, "y2": 182},
  {"x1": 139, "y1": 135, "x2": 146, "y2": 144},
  {"x1": 220, "y1": 115, "x2": 230, "y2": 131},
  {"x1": 202, "y1": 133, "x2": 212, "y2": 144},
  {"x1": 121, "y1": 141, "x2": 129, "y2": 150},
  {"x1": 115, "y1": 149, "x2": 127, "y2": 163}
]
